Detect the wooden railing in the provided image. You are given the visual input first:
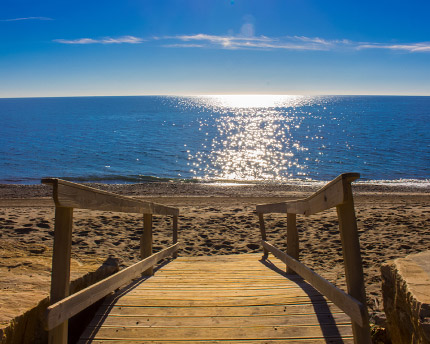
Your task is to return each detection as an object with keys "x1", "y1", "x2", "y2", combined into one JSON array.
[
  {"x1": 41, "y1": 178, "x2": 179, "y2": 344},
  {"x1": 256, "y1": 173, "x2": 371, "y2": 344}
]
